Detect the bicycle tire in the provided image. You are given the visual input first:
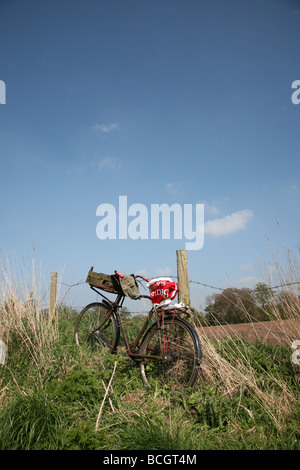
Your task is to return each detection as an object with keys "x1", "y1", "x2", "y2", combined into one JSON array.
[
  {"x1": 139, "y1": 315, "x2": 202, "y2": 389},
  {"x1": 74, "y1": 302, "x2": 120, "y2": 353}
]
